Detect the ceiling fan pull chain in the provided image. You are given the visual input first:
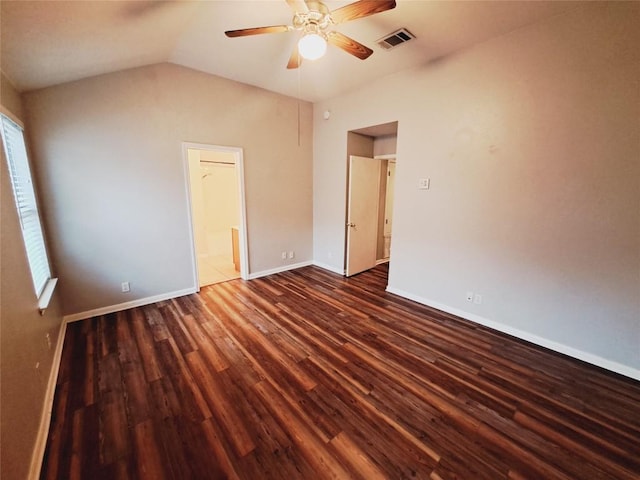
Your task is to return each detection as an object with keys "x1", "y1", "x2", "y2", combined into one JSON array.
[{"x1": 297, "y1": 65, "x2": 301, "y2": 147}]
